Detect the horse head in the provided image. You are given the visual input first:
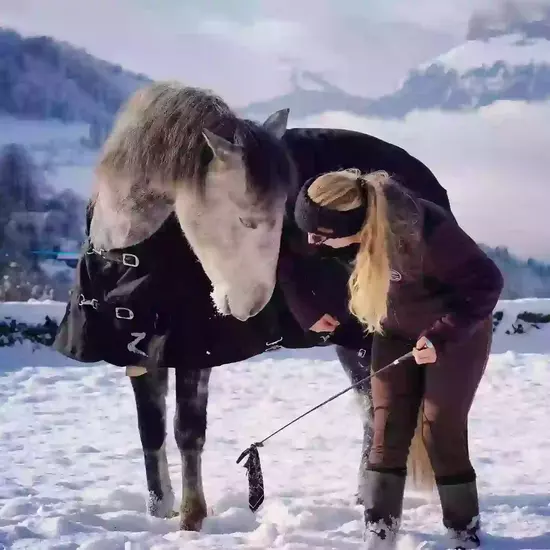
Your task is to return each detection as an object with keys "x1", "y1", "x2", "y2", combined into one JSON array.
[
  {"x1": 174, "y1": 109, "x2": 294, "y2": 321},
  {"x1": 90, "y1": 83, "x2": 295, "y2": 321}
]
